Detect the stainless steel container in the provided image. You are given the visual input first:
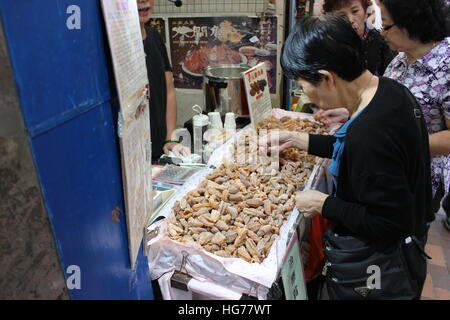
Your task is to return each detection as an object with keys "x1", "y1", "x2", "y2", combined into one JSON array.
[{"x1": 203, "y1": 64, "x2": 250, "y2": 117}]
